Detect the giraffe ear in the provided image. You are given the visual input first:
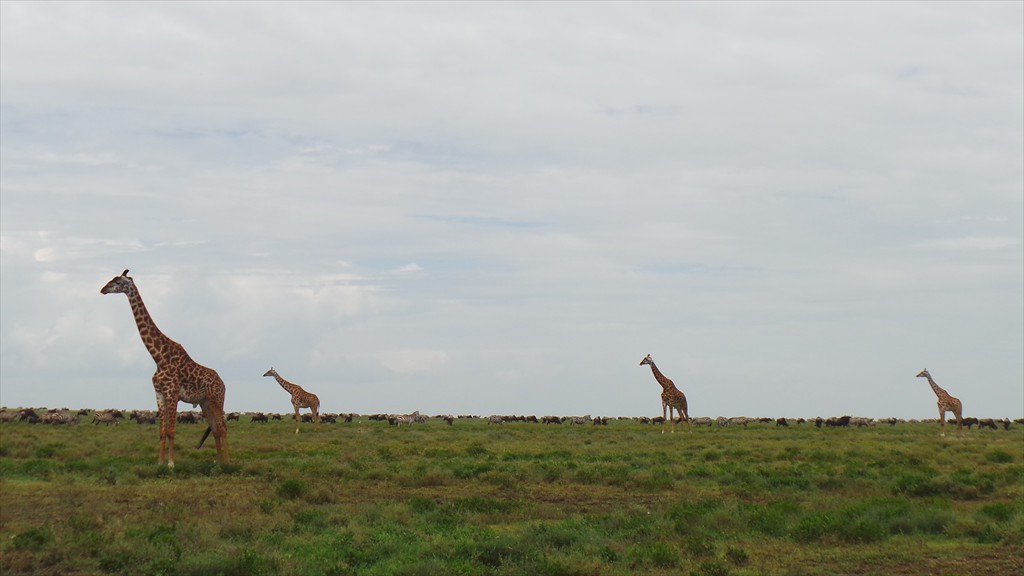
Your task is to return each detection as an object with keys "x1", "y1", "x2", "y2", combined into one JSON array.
[{"x1": 121, "y1": 269, "x2": 130, "y2": 277}]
